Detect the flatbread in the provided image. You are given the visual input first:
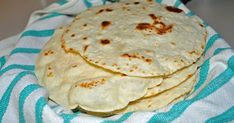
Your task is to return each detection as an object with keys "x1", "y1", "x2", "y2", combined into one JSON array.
[
  {"x1": 144, "y1": 56, "x2": 203, "y2": 97},
  {"x1": 113, "y1": 72, "x2": 197, "y2": 114},
  {"x1": 80, "y1": 72, "x2": 197, "y2": 116},
  {"x1": 35, "y1": 28, "x2": 162, "y2": 112},
  {"x1": 62, "y1": 0, "x2": 207, "y2": 77}
]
